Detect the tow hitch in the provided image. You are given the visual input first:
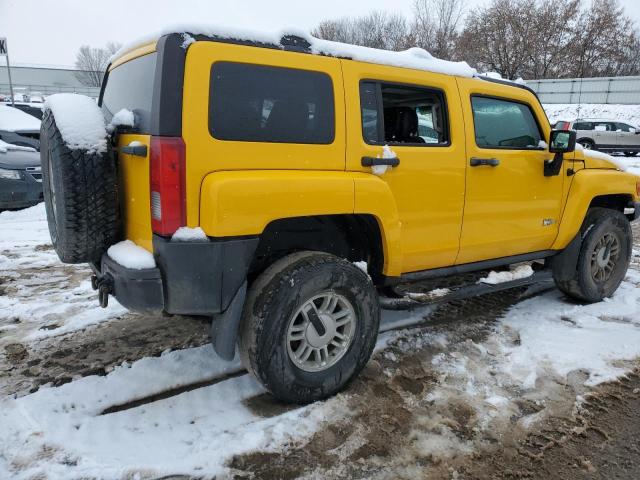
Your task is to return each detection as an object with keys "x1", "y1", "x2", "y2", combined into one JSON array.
[{"x1": 91, "y1": 273, "x2": 114, "y2": 308}]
